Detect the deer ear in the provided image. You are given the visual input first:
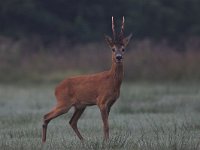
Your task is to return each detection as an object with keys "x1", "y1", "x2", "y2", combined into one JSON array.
[
  {"x1": 123, "y1": 33, "x2": 132, "y2": 47},
  {"x1": 105, "y1": 35, "x2": 114, "y2": 48}
]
